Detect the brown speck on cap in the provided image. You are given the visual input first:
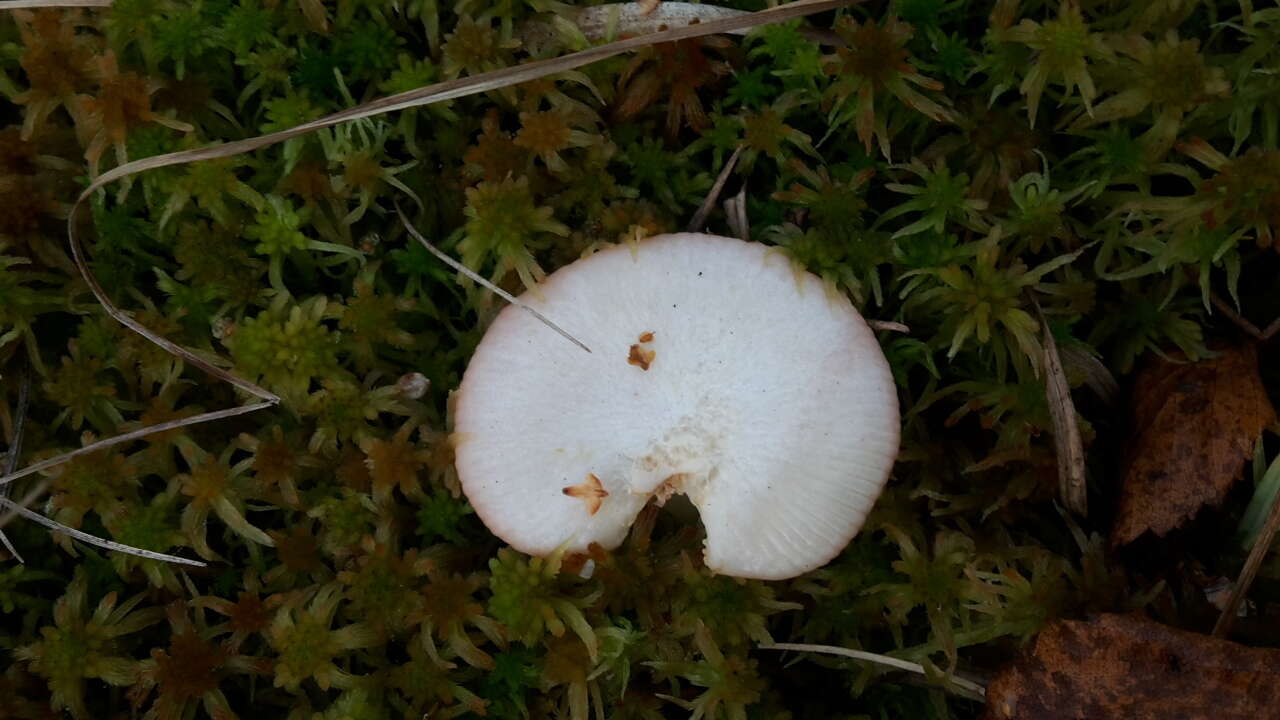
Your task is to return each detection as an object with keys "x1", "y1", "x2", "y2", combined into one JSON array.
[
  {"x1": 563, "y1": 473, "x2": 609, "y2": 515},
  {"x1": 628, "y1": 343, "x2": 656, "y2": 370},
  {"x1": 638, "y1": 331, "x2": 655, "y2": 343}
]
